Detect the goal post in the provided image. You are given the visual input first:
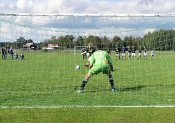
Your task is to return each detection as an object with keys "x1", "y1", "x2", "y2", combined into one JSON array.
[
  {"x1": 74, "y1": 46, "x2": 84, "y2": 56},
  {"x1": 0, "y1": 13, "x2": 175, "y2": 107}
]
